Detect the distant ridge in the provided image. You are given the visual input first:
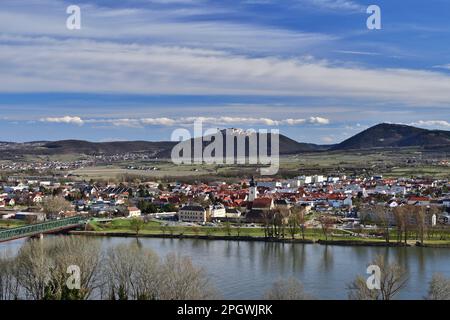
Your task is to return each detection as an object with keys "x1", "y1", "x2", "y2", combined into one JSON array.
[
  {"x1": 0, "y1": 123, "x2": 449, "y2": 158},
  {"x1": 332, "y1": 123, "x2": 450, "y2": 150}
]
